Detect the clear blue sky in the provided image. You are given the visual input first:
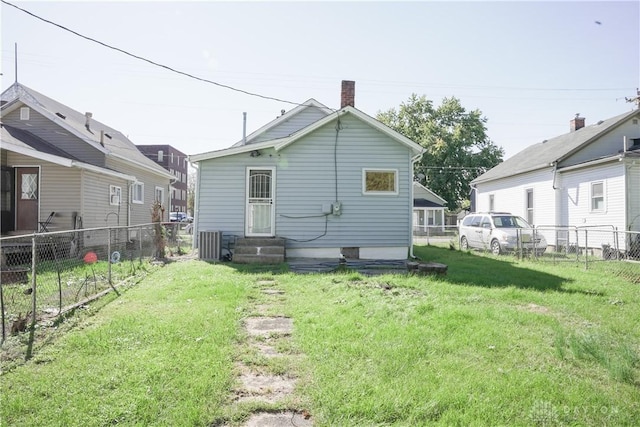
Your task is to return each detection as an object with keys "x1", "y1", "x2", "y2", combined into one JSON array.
[{"x1": 1, "y1": 1, "x2": 638, "y2": 160}]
